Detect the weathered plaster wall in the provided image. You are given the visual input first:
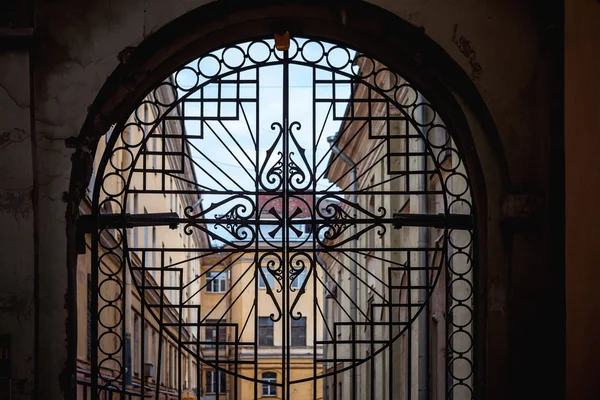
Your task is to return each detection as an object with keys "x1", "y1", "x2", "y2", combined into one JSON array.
[
  {"x1": 0, "y1": 0, "x2": 563, "y2": 399},
  {"x1": 0, "y1": 50, "x2": 35, "y2": 399},
  {"x1": 565, "y1": 1, "x2": 600, "y2": 399}
]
